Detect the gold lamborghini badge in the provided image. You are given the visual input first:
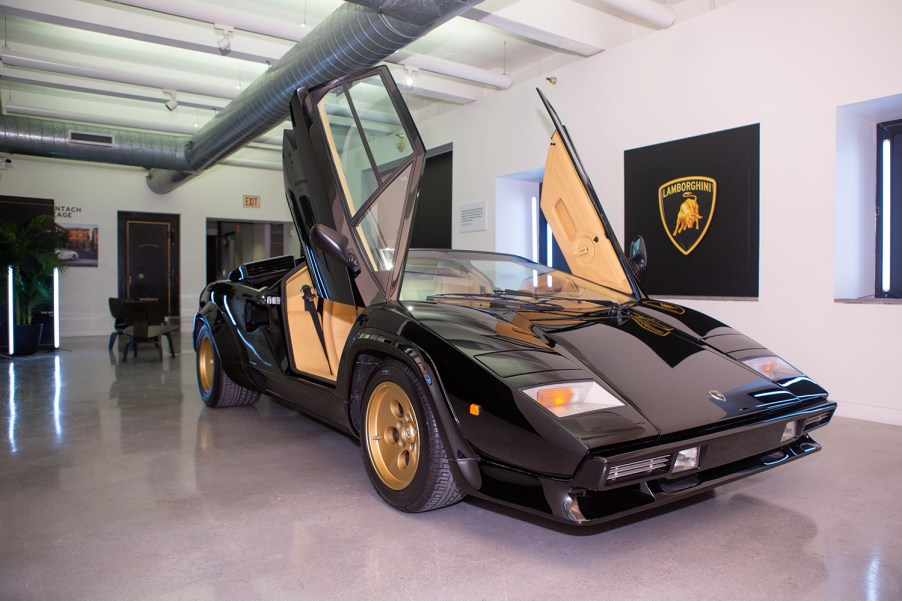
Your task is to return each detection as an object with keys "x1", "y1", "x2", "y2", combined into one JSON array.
[{"x1": 658, "y1": 176, "x2": 716, "y2": 255}]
